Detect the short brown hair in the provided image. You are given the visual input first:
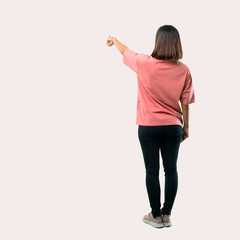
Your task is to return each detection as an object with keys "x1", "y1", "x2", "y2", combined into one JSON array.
[{"x1": 151, "y1": 25, "x2": 183, "y2": 61}]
